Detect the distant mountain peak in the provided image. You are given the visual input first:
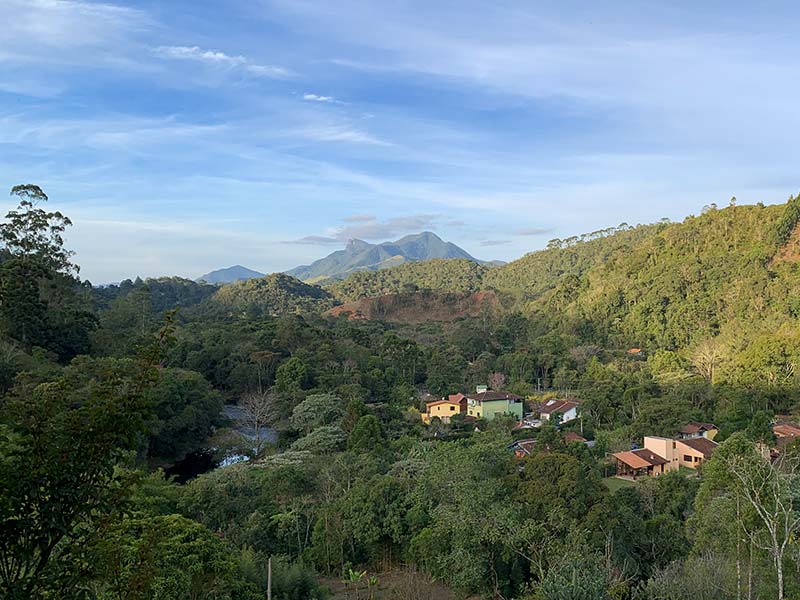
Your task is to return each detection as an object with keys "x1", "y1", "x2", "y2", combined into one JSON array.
[
  {"x1": 346, "y1": 238, "x2": 370, "y2": 250},
  {"x1": 197, "y1": 265, "x2": 265, "y2": 284},
  {"x1": 286, "y1": 231, "x2": 487, "y2": 283}
]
